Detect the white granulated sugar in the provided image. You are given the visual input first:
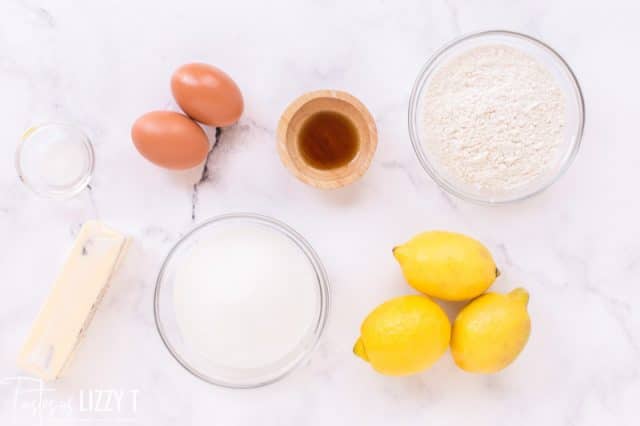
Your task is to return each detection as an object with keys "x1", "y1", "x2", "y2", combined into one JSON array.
[{"x1": 421, "y1": 44, "x2": 566, "y2": 192}]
